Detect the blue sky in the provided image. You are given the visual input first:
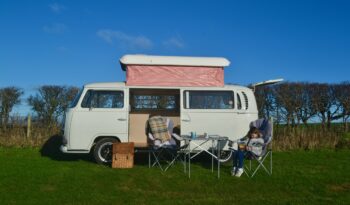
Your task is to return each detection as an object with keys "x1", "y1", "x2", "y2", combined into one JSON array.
[{"x1": 1, "y1": 0, "x2": 350, "y2": 115}]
